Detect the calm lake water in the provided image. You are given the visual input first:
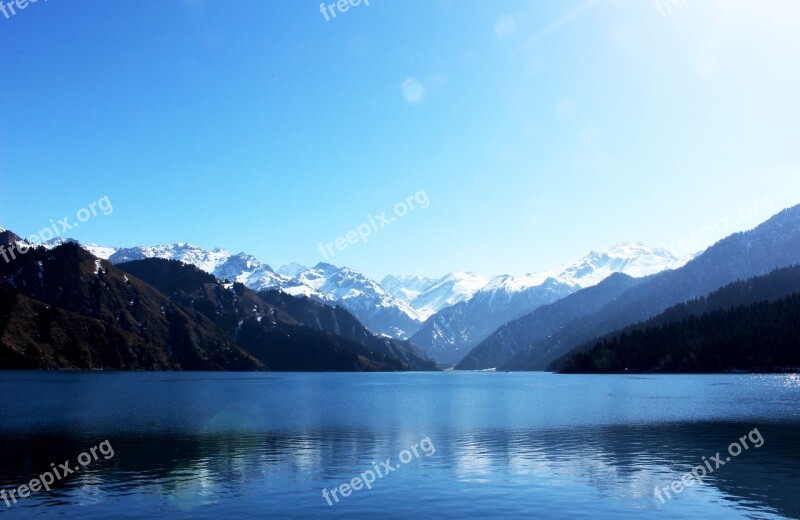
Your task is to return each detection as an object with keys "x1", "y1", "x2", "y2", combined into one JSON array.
[{"x1": 0, "y1": 372, "x2": 798, "y2": 519}]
